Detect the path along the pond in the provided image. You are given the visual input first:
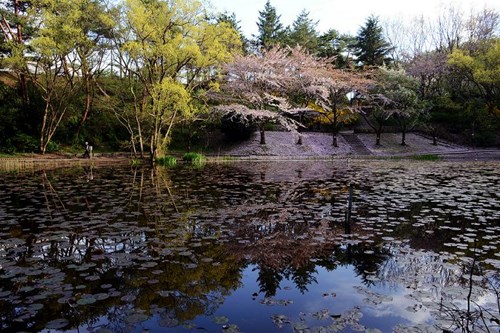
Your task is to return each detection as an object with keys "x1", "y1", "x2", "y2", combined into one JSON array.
[{"x1": 216, "y1": 131, "x2": 500, "y2": 161}]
